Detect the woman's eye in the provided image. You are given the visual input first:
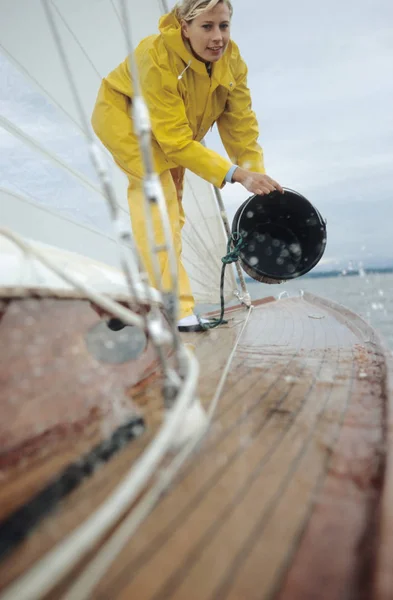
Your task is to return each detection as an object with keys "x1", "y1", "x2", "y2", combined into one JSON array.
[{"x1": 202, "y1": 23, "x2": 229, "y2": 31}]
